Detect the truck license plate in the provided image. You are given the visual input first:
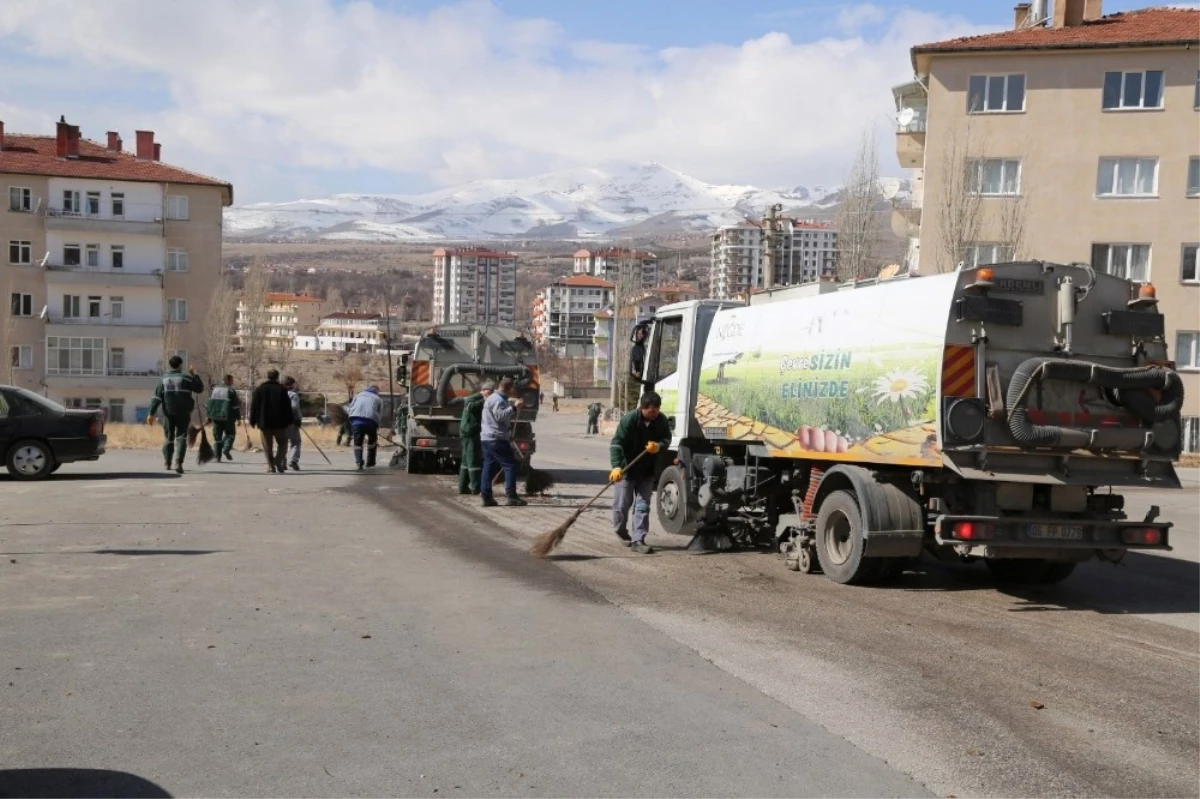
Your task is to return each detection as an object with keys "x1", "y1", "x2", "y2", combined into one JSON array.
[{"x1": 1028, "y1": 524, "x2": 1084, "y2": 540}]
